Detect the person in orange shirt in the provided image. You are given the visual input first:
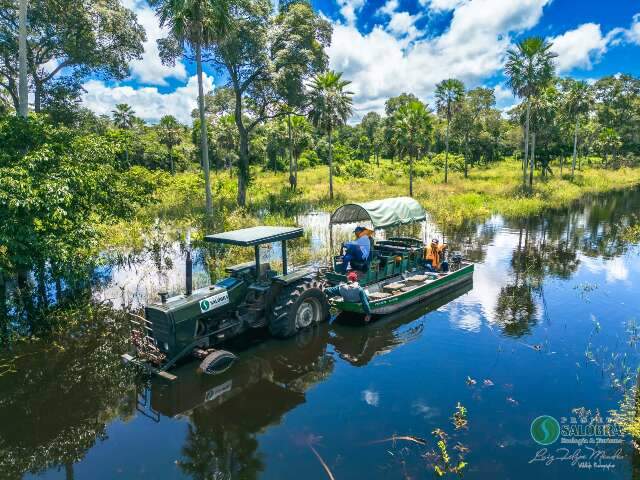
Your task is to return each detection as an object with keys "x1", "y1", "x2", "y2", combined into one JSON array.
[{"x1": 424, "y1": 238, "x2": 448, "y2": 272}]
